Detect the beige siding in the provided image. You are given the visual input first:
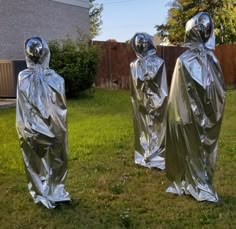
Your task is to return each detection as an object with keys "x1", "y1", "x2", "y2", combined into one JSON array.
[{"x1": 0, "y1": 61, "x2": 15, "y2": 97}]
